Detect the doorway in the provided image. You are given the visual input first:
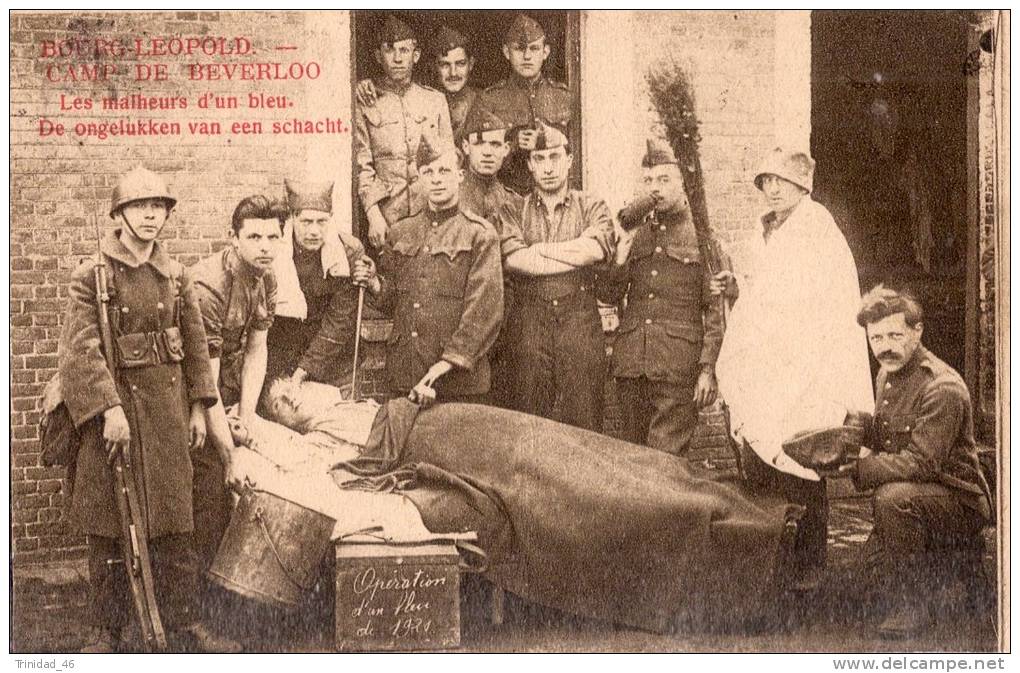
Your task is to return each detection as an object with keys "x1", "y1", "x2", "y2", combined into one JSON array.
[
  {"x1": 350, "y1": 10, "x2": 582, "y2": 237},
  {"x1": 810, "y1": 10, "x2": 975, "y2": 382}
]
